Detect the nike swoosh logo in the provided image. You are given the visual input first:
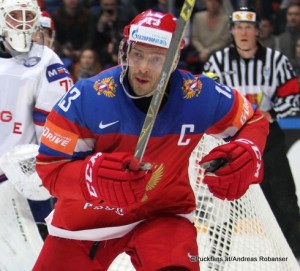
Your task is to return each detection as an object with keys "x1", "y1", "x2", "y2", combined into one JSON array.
[{"x1": 99, "y1": 120, "x2": 119, "y2": 129}]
